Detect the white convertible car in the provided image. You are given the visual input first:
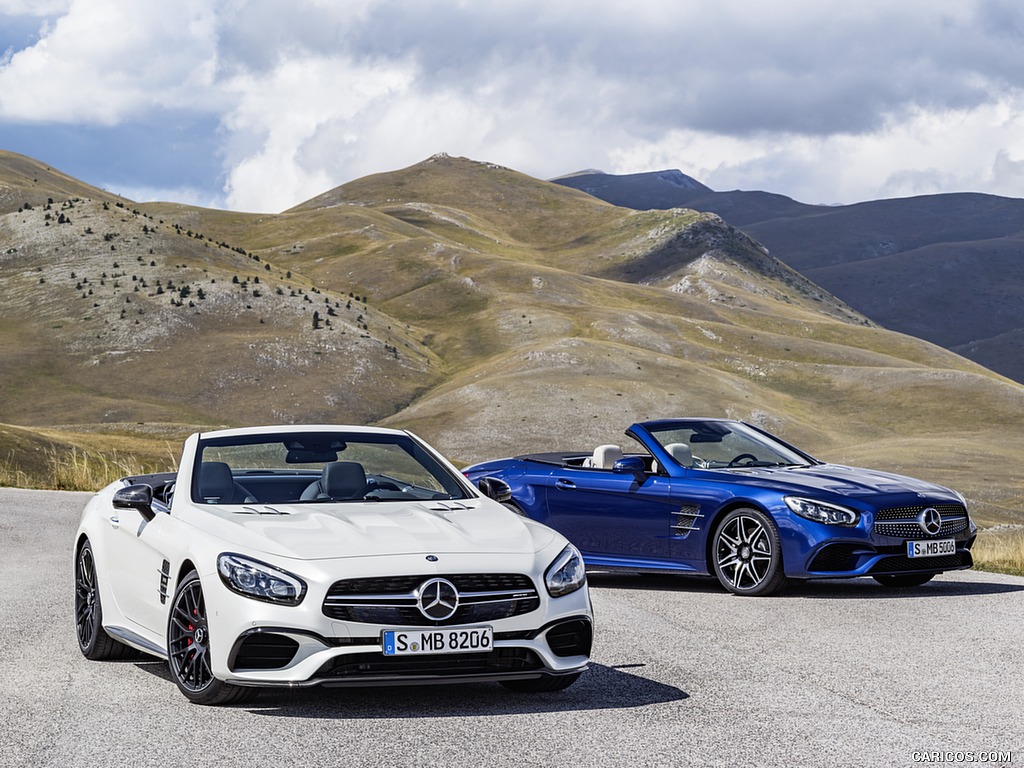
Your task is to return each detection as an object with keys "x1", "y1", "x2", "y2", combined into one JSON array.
[{"x1": 74, "y1": 425, "x2": 593, "y2": 705}]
